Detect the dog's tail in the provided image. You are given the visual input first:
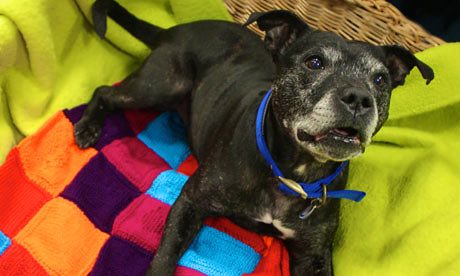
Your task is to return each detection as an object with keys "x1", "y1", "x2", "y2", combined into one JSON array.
[{"x1": 92, "y1": 0, "x2": 163, "y2": 46}]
